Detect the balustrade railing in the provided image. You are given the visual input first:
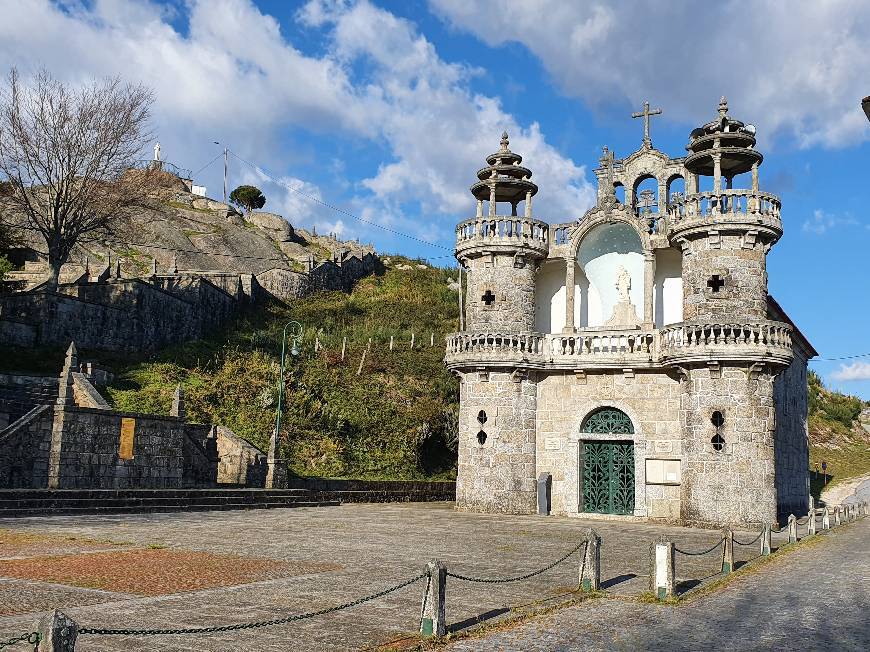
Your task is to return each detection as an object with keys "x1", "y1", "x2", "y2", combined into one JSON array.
[
  {"x1": 667, "y1": 190, "x2": 781, "y2": 224},
  {"x1": 660, "y1": 321, "x2": 792, "y2": 358},
  {"x1": 446, "y1": 321, "x2": 794, "y2": 367},
  {"x1": 455, "y1": 216, "x2": 549, "y2": 251}
]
